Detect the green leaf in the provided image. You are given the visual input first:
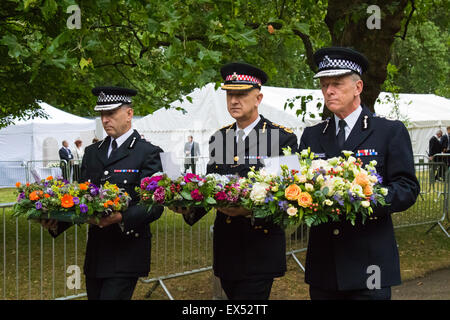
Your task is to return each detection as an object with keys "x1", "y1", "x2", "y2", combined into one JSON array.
[
  {"x1": 293, "y1": 22, "x2": 310, "y2": 35},
  {"x1": 41, "y1": 0, "x2": 58, "y2": 20},
  {"x1": 181, "y1": 190, "x2": 192, "y2": 200},
  {"x1": 205, "y1": 197, "x2": 216, "y2": 205}
]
